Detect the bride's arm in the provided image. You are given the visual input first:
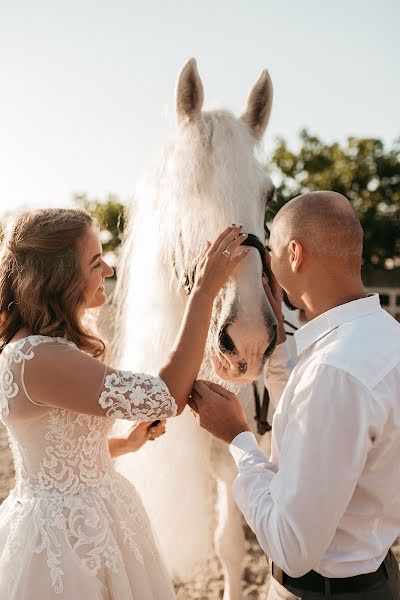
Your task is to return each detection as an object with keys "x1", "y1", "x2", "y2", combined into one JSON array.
[
  {"x1": 158, "y1": 225, "x2": 248, "y2": 413},
  {"x1": 21, "y1": 227, "x2": 249, "y2": 421},
  {"x1": 157, "y1": 288, "x2": 213, "y2": 413}
]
